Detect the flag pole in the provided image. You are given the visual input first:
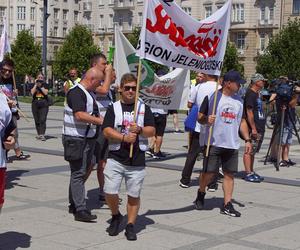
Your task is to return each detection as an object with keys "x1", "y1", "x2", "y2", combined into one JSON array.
[
  {"x1": 205, "y1": 79, "x2": 219, "y2": 157},
  {"x1": 129, "y1": 58, "x2": 142, "y2": 158}
]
